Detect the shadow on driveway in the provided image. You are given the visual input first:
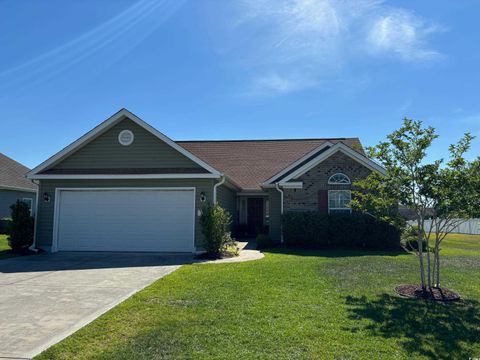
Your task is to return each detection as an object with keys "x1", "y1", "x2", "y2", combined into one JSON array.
[{"x1": 0, "y1": 251, "x2": 196, "y2": 274}]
